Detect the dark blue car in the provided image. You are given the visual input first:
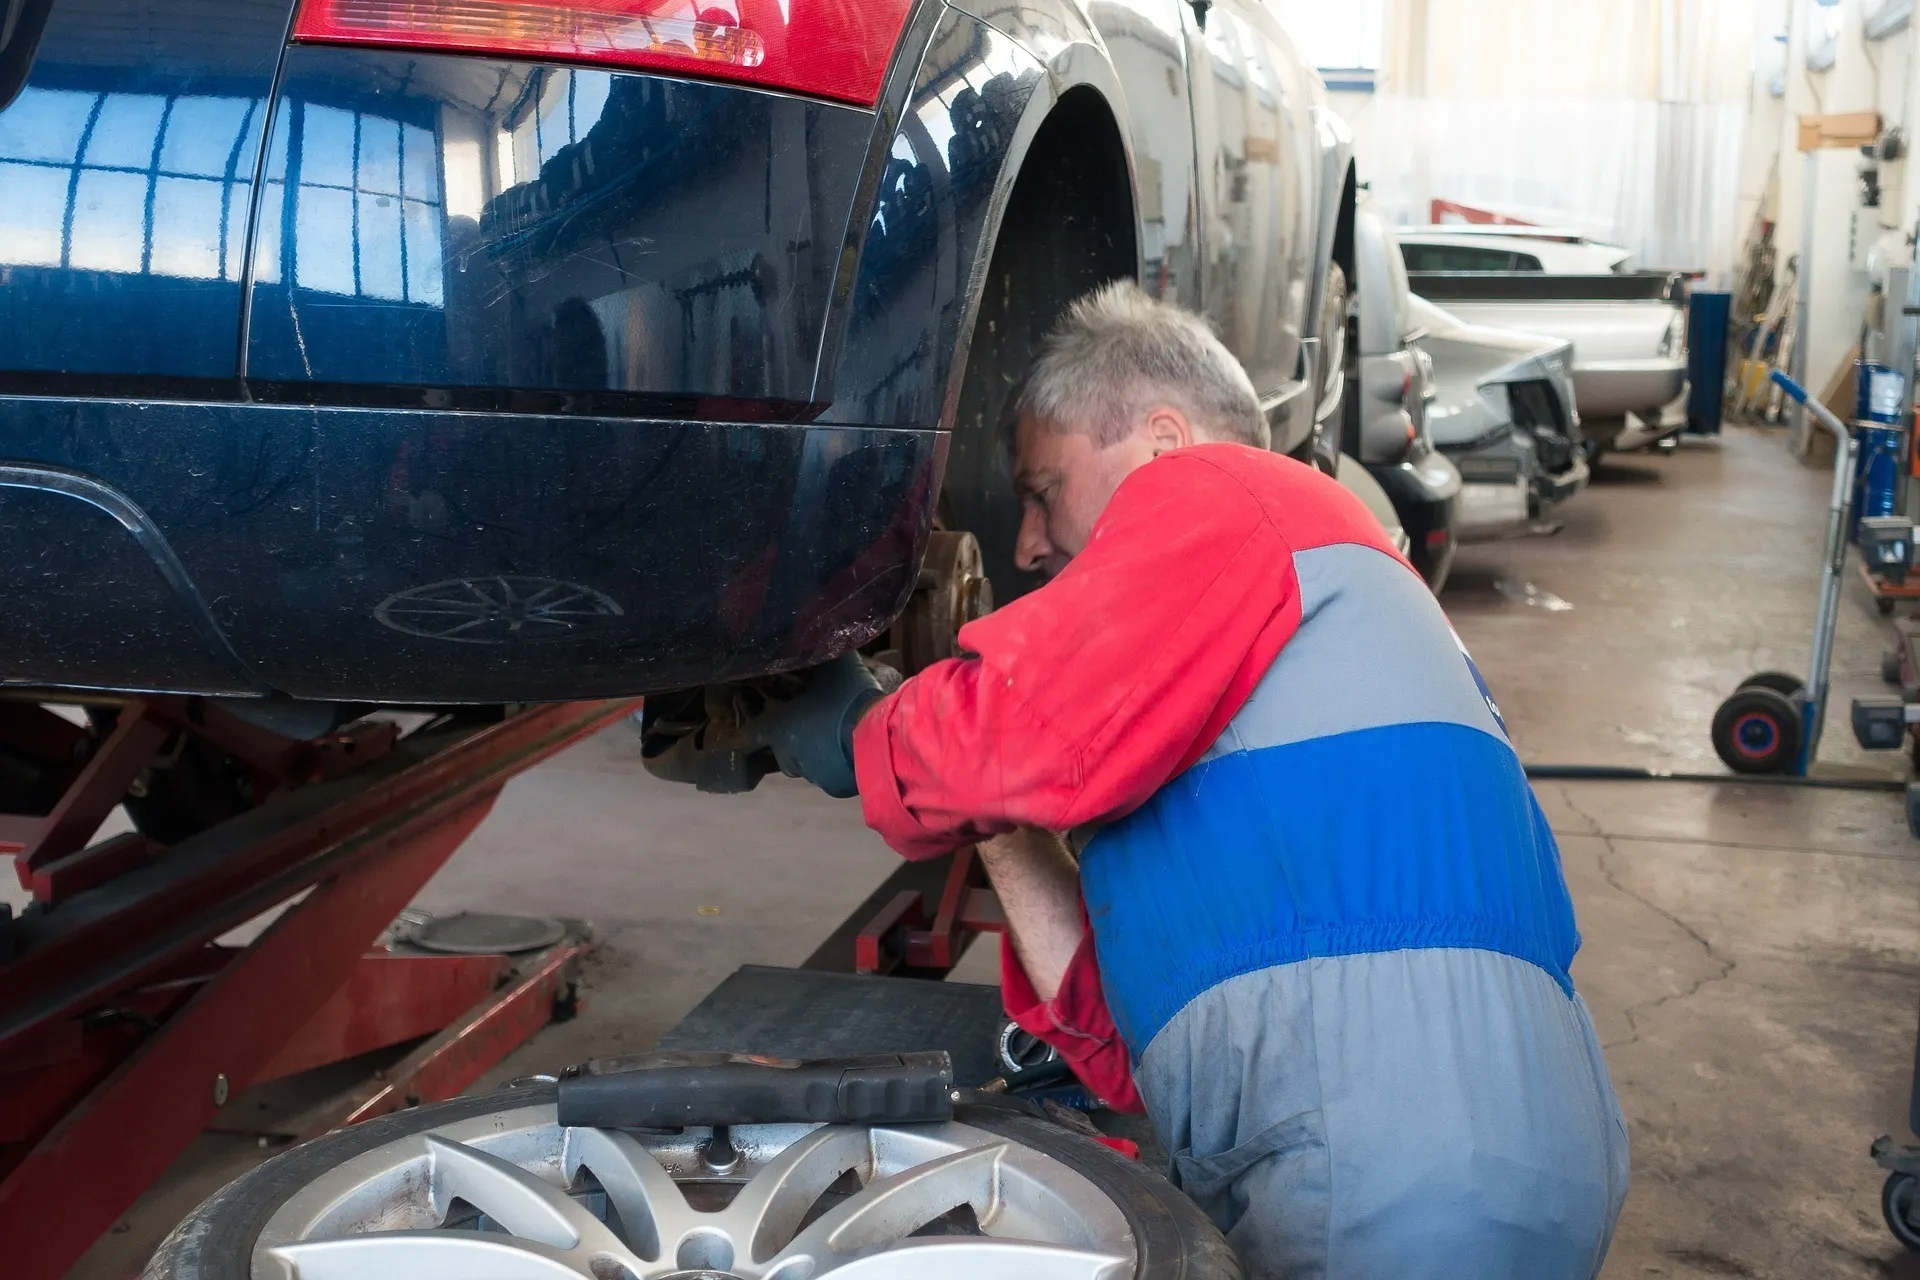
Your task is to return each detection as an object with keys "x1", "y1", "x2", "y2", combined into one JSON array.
[{"x1": 0, "y1": 0, "x2": 1359, "y2": 710}]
